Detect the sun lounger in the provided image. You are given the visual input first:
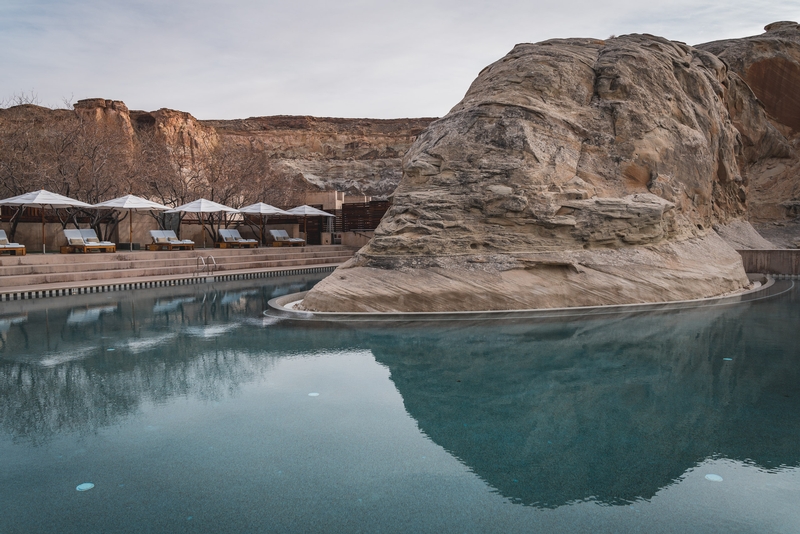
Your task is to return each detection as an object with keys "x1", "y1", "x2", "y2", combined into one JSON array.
[
  {"x1": 61, "y1": 229, "x2": 116, "y2": 253},
  {"x1": 147, "y1": 230, "x2": 195, "y2": 251},
  {"x1": 216, "y1": 229, "x2": 258, "y2": 248},
  {"x1": 269, "y1": 229, "x2": 305, "y2": 247},
  {"x1": 0, "y1": 230, "x2": 26, "y2": 256}
]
